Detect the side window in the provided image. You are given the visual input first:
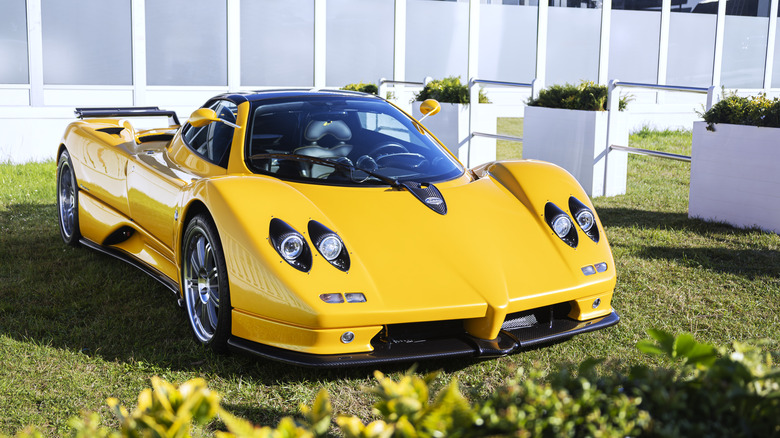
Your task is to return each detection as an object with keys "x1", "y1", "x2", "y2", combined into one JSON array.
[{"x1": 182, "y1": 100, "x2": 238, "y2": 168}]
